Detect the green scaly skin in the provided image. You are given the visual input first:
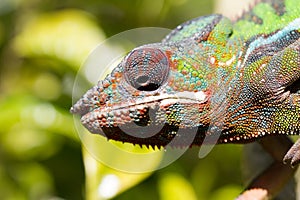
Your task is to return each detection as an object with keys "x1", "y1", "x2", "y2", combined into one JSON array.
[{"x1": 71, "y1": 0, "x2": 300, "y2": 198}]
